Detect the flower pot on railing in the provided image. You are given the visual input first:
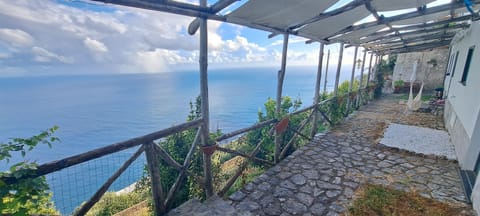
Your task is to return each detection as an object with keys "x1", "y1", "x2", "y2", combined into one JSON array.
[
  {"x1": 275, "y1": 118, "x2": 289, "y2": 134},
  {"x1": 201, "y1": 145, "x2": 217, "y2": 155}
]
